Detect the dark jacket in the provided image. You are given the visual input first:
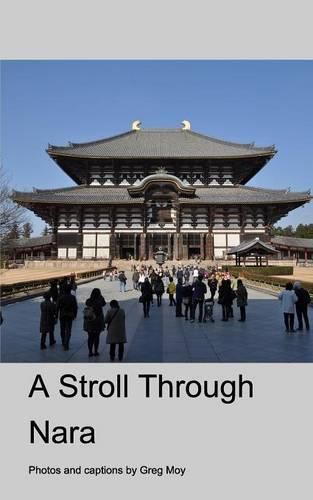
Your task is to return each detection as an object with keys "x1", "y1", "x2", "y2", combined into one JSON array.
[
  {"x1": 40, "y1": 300, "x2": 57, "y2": 333},
  {"x1": 84, "y1": 296, "x2": 106, "y2": 332},
  {"x1": 236, "y1": 285, "x2": 248, "y2": 307},
  {"x1": 192, "y1": 280, "x2": 207, "y2": 301},
  {"x1": 57, "y1": 293, "x2": 78, "y2": 320},
  {"x1": 218, "y1": 283, "x2": 235, "y2": 306},
  {"x1": 176, "y1": 282, "x2": 184, "y2": 301},
  {"x1": 141, "y1": 281, "x2": 153, "y2": 301},
  {"x1": 154, "y1": 279, "x2": 165, "y2": 295},
  {"x1": 295, "y1": 288, "x2": 311, "y2": 310}
]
